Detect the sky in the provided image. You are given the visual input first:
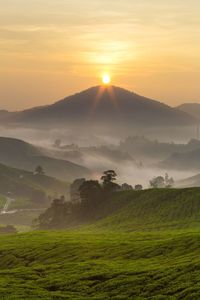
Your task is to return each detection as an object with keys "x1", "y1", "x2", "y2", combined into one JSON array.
[{"x1": 0, "y1": 0, "x2": 200, "y2": 110}]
